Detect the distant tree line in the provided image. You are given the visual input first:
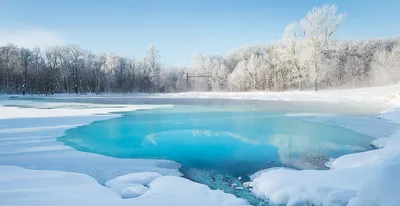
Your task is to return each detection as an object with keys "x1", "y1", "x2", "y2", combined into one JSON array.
[
  {"x1": 0, "y1": 44, "x2": 179, "y2": 94},
  {"x1": 0, "y1": 5, "x2": 399, "y2": 95}
]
